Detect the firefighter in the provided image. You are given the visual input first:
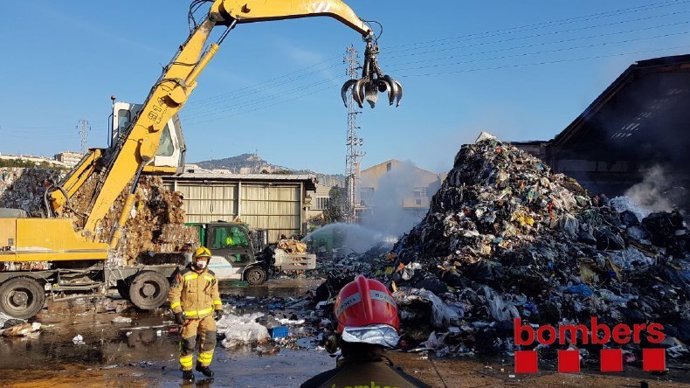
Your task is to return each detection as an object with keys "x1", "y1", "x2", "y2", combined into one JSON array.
[
  {"x1": 300, "y1": 275, "x2": 431, "y2": 388},
  {"x1": 168, "y1": 246, "x2": 224, "y2": 383}
]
